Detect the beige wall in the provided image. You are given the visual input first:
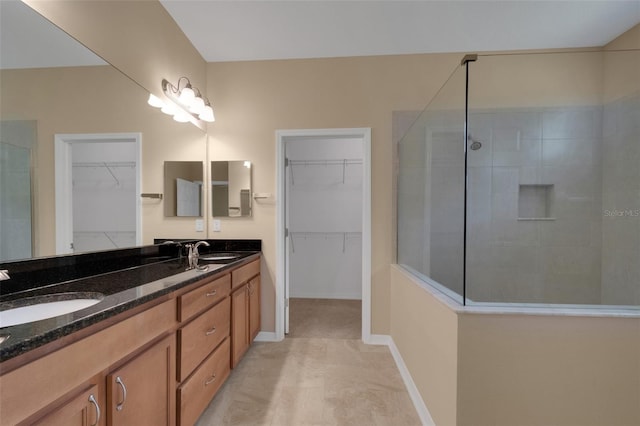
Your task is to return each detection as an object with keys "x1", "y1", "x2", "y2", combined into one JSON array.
[
  {"x1": 205, "y1": 53, "x2": 461, "y2": 332},
  {"x1": 457, "y1": 314, "x2": 640, "y2": 426},
  {"x1": 0, "y1": 66, "x2": 207, "y2": 256},
  {"x1": 603, "y1": 24, "x2": 640, "y2": 103},
  {"x1": 390, "y1": 266, "x2": 458, "y2": 425}
]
